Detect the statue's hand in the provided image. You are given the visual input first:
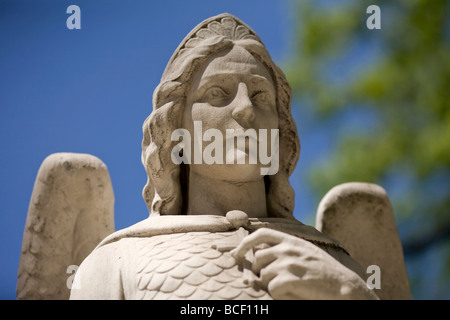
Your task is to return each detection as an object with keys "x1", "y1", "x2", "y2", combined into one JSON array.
[{"x1": 230, "y1": 228, "x2": 378, "y2": 300}]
